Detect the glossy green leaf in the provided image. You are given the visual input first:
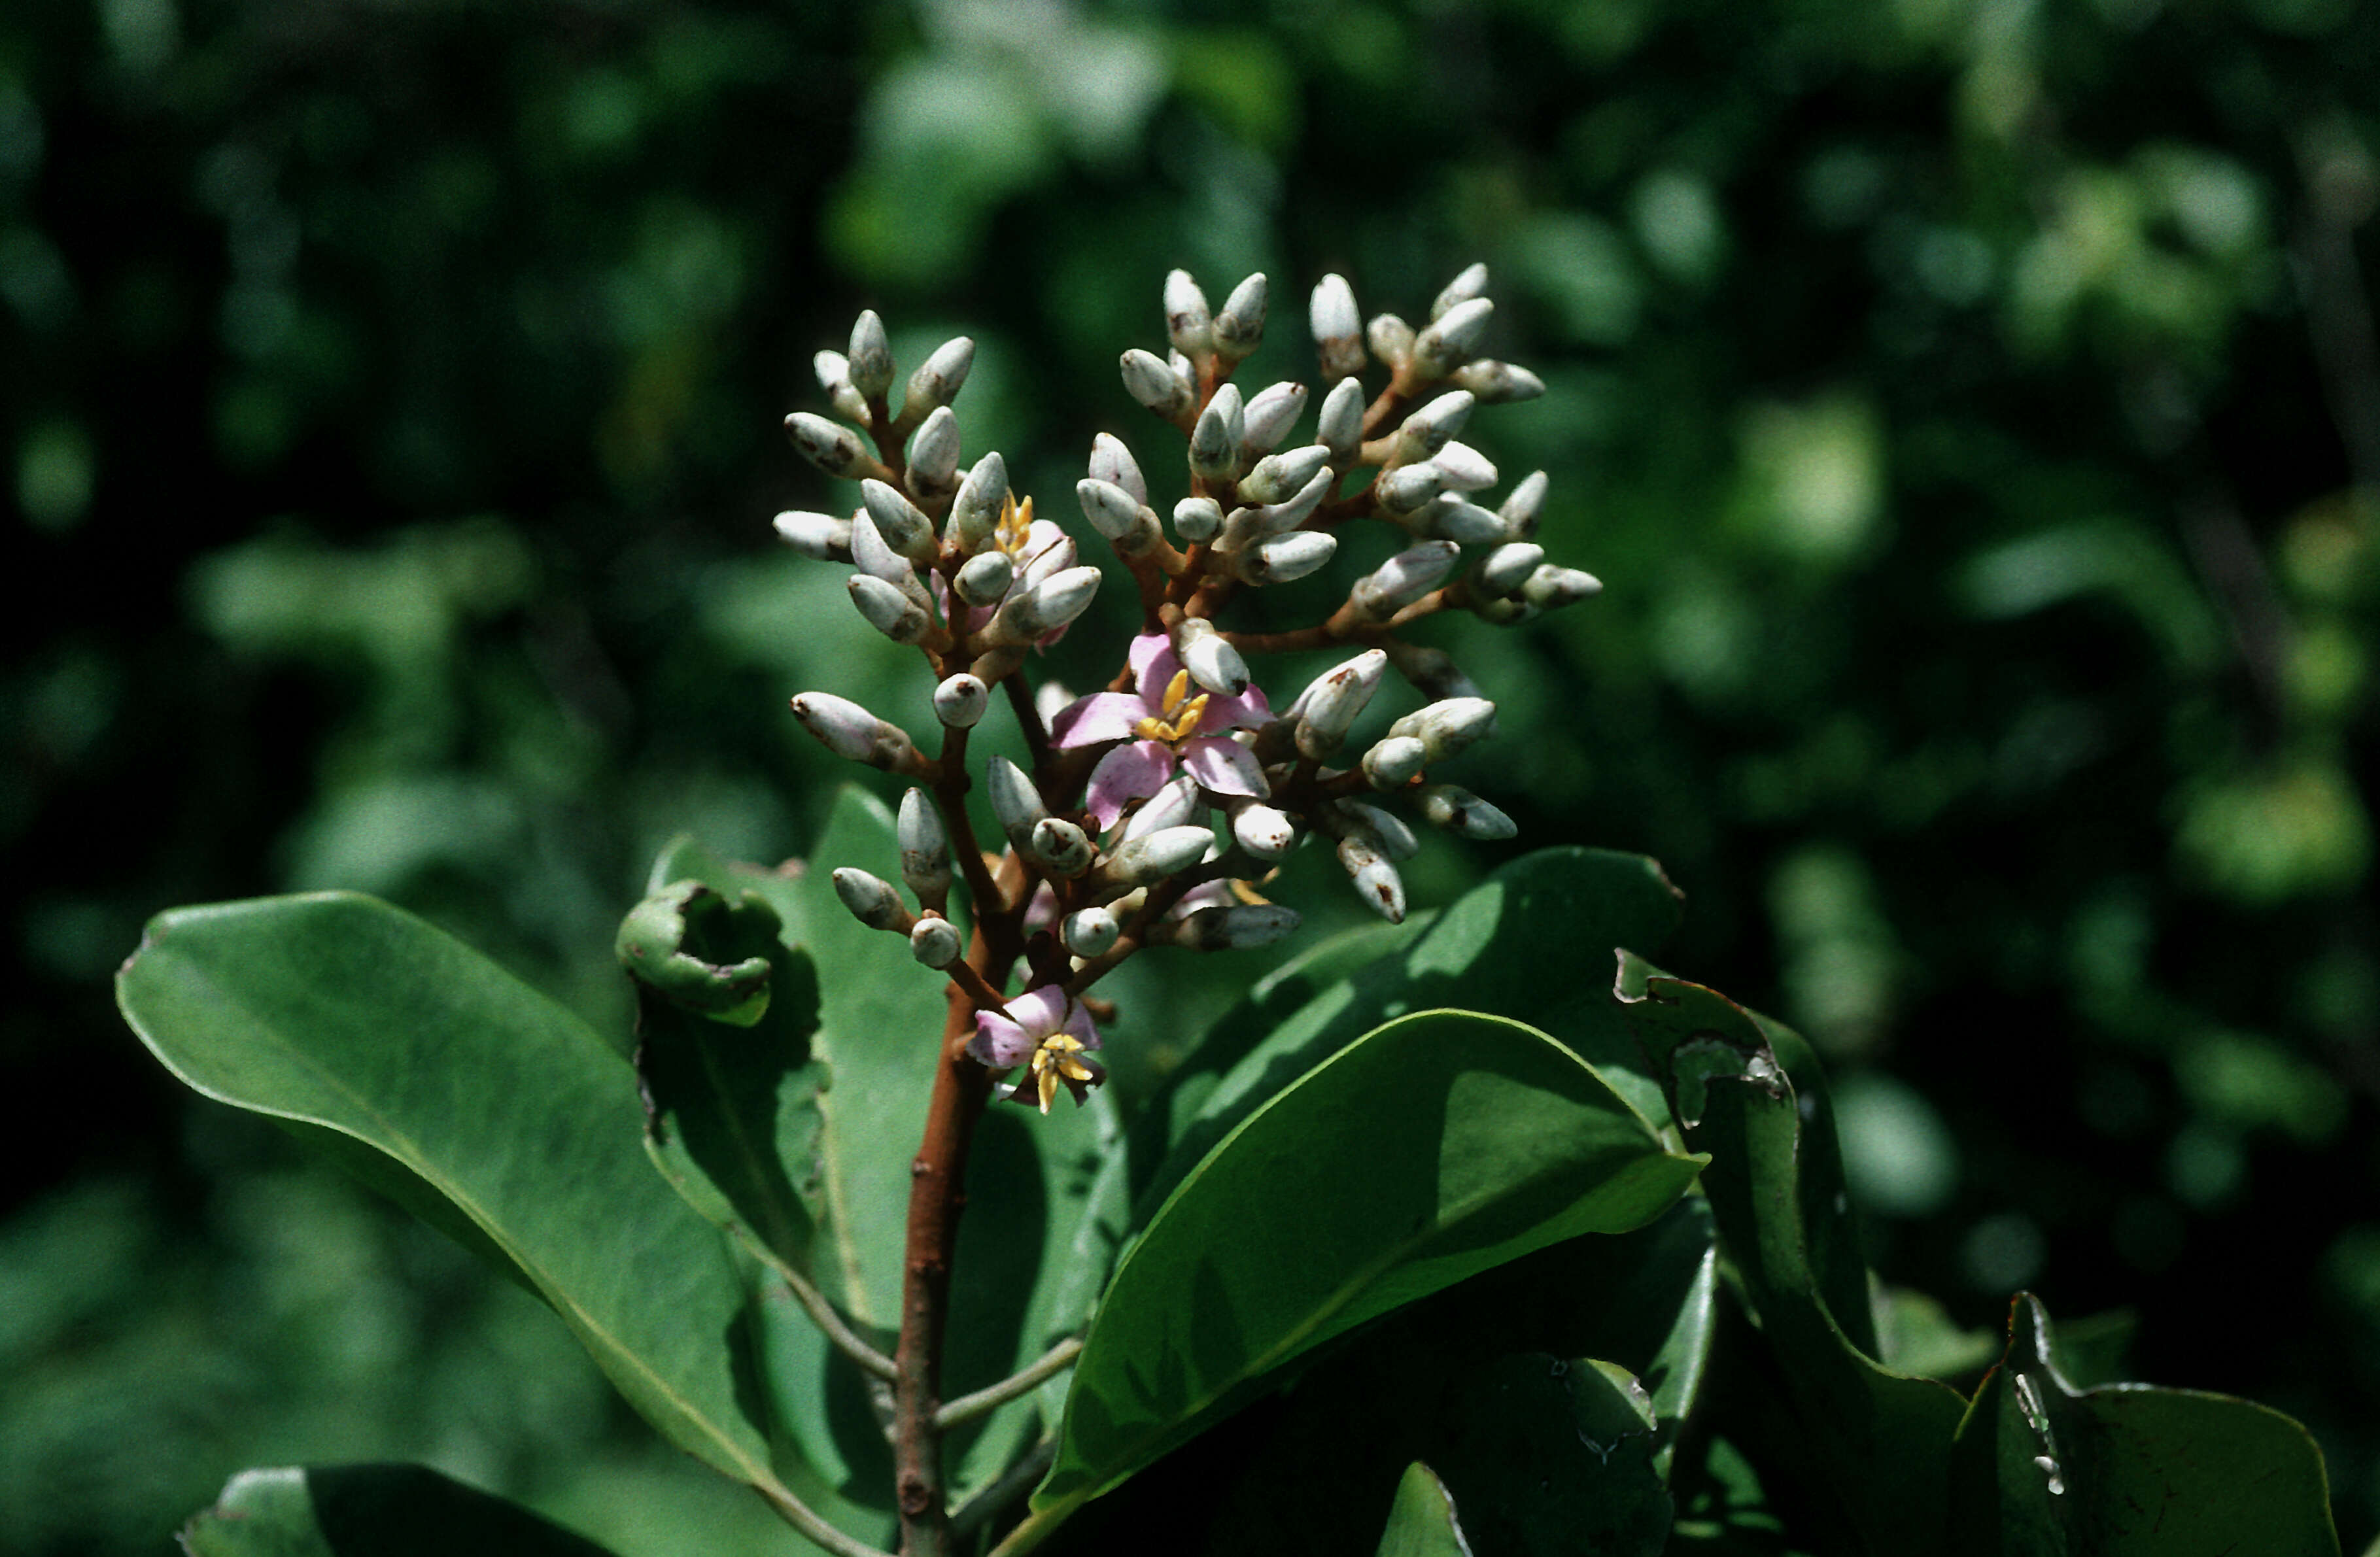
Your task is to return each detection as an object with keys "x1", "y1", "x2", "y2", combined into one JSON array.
[
  {"x1": 1949, "y1": 1294, "x2": 2339, "y2": 1556},
  {"x1": 1431, "y1": 1353, "x2": 1671, "y2": 1556},
  {"x1": 1016, "y1": 1009, "x2": 1707, "y2": 1540},
  {"x1": 1139, "y1": 849, "x2": 1686, "y2": 1220},
  {"x1": 114, "y1": 894, "x2": 789, "y2": 1492},
  {"x1": 1373, "y1": 1463, "x2": 1470, "y2": 1557},
  {"x1": 1617, "y1": 958, "x2": 1968, "y2": 1552},
  {"x1": 181, "y1": 1465, "x2": 617, "y2": 1557}
]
